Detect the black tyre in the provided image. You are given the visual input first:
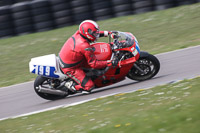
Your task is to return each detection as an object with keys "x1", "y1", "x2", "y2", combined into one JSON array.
[
  {"x1": 11, "y1": 2, "x2": 30, "y2": 12},
  {"x1": 0, "y1": 21, "x2": 13, "y2": 29},
  {"x1": 134, "y1": 7, "x2": 153, "y2": 14},
  {"x1": 115, "y1": 11, "x2": 132, "y2": 17},
  {"x1": 73, "y1": 12, "x2": 93, "y2": 24},
  {"x1": 95, "y1": 15, "x2": 113, "y2": 21},
  {"x1": 92, "y1": 1, "x2": 111, "y2": 10},
  {"x1": 94, "y1": 8, "x2": 112, "y2": 17},
  {"x1": 54, "y1": 10, "x2": 71, "y2": 18},
  {"x1": 0, "y1": 6, "x2": 10, "y2": 15},
  {"x1": 113, "y1": 4, "x2": 132, "y2": 13},
  {"x1": 72, "y1": 5, "x2": 90, "y2": 14},
  {"x1": 176, "y1": 0, "x2": 196, "y2": 6},
  {"x1": 14, "y1": 17, "x2": 32, "y2": 26},
  {"x1": 34, "y1": 75, "x2": 67, "y2": 100},
  {"x1": 0, "y1": 29, "x2": 14, "y2": 37},
  {"x1": 155, "y1": 3, "x2": 175, "y2": 10},
  {"x1": 33, "y1": 13, "x2": 52, "y2": 23},
  {"x1": 154, "y1": 0, "x2": 174, "y2": 5},
  {"x1": 31, "y1": 8, "x2": 50, "y2": 15},
  {"x1": 55, "y1": 16, "x2": 73, "y2": 26},
  {"x1": 30, "y1": 0, "x2": 50, "y2": 9},
  {"x1": 71, "y1": 0, "x2": 89, "y2": 7},
  {"x1": 51, "y1": 3, "x2": 71, "y2": 12},
  {"x1": 134, "y1": 0, "x2": 153, "y2": 9},
  {"x1": 111, "y1": 0, "x2": 131, "y2": 5},
  {"x1": 127, "y1": 54, "x2": 160, "y2": 81},
  {"x1": 34, "y1": 21, "x2": 54, "y2": 30},
  {"x1": 15, "y1": 24, "x2": 33, "y2": 34},
  {"x1": 0, "y1": 14, "x2": 12, "y2": 22},
  {"x1": 49, "y1": 0, "x2": 67, "y2": 5},
  {"x1": 12, "y1": 10, "x2": 31, "y2": 19}
]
